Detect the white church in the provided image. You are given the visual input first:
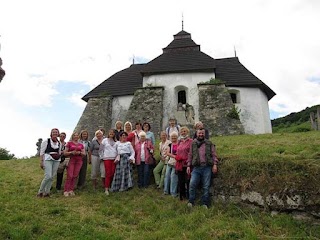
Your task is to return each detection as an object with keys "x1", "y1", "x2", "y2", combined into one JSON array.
[{"x1": 78, "y1": 28, "x2": 275, "y2": 136}]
